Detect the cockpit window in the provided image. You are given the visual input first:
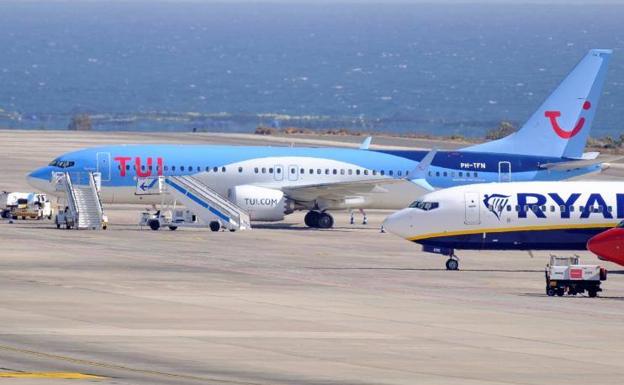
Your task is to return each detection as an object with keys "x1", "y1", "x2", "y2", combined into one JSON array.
[
  {"x1": 48, "y1": 159, "x2": 75, "y2": 168},
  {"x1": 409, "y1": 200, "x2": 439, "y2": 211},
  {"x1": 617, "y1": 220, "x2": 624, "y2": 228}
]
